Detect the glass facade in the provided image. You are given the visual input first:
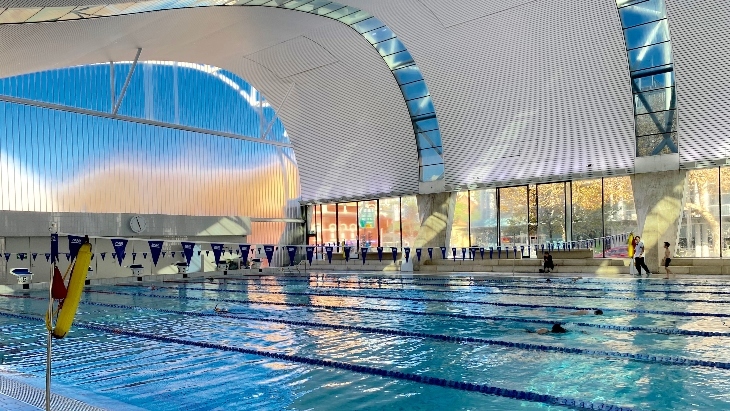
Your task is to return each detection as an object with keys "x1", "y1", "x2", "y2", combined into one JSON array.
[
  {"x1": 678, "y1": 169, "x2": 720, "y2": 257},
  {"x1": 308, "y1": 195, "x2": 420, "y2": 250},
  {"x1": 616, "y1": 0, "x2": 677, "y2": 157},
  {"x1": 310, "y1": 177, "x2": 639, "y2": 256},
  {"x1": 0, "y1": 62, "x2": 289, "y2": 143},
  {"x1": 0, "y1": 0, "x2": 444, "y2": 181}
]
